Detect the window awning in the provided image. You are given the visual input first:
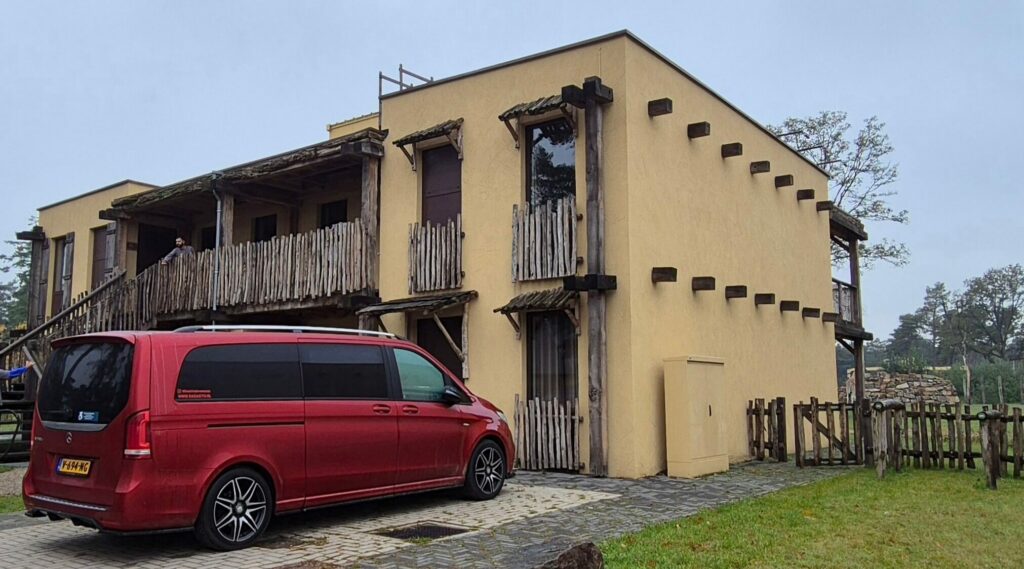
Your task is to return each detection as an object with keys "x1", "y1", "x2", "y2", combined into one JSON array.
[
  {"x1": 494, "y1": 288, "x2": 577, "y2": 315},
  {"x1": 497, "y1": 95, "x2": 576, "y2": 148},
  {"x1": 357, "y1": 290, "x2": 477, "y2": 317},
  {"x1": 392, "y1": 118, "x2": 464, "y2": 170}
]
